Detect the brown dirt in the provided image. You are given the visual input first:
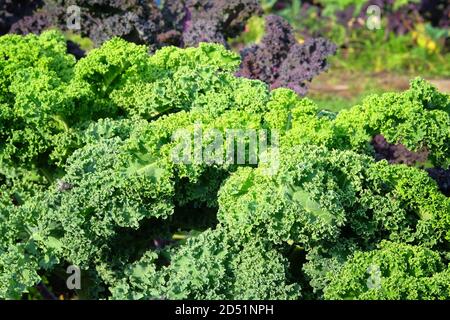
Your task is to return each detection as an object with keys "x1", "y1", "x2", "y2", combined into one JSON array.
[
  {"x1": 309, "y1": 69, "x2": 450, "y2": 99},
  {"x1": 428, "y1": 79, "x2": 450, "y2": 93}
]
